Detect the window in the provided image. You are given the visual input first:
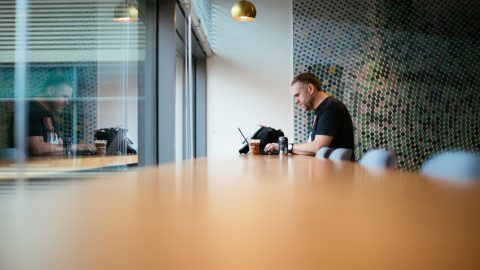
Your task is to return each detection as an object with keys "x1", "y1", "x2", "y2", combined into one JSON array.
[
  {"x1": 173, "y1": 2, "x2": 206, "y2": 161},
  {"x1": 0, "y1": 0, "x2": 209, "y2": 177},
  {"x1": 0, "y1": 0, "x2": 149, "y2": 175}
]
